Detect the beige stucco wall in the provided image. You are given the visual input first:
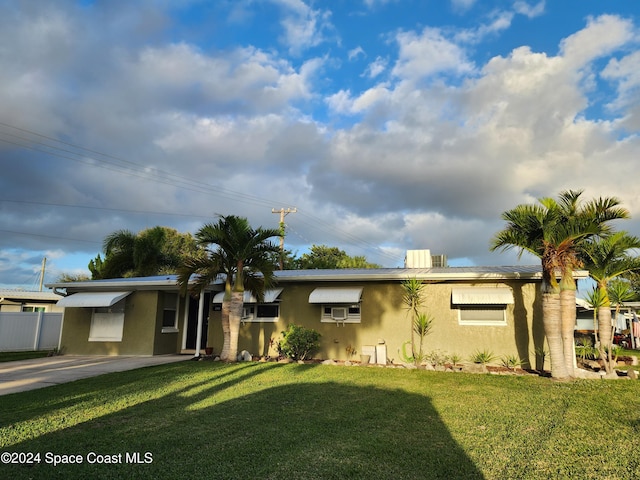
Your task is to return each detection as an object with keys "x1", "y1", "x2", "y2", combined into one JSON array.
[
  {"x1": 207, "y1": 279, "x2": 544, "y2": 367},
  {"x1": 60, "y1": 291, "x2": 175, "y2": 355},
  {"x1": 153, "y1": 291, "x2": 184, "y2": 355}
]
